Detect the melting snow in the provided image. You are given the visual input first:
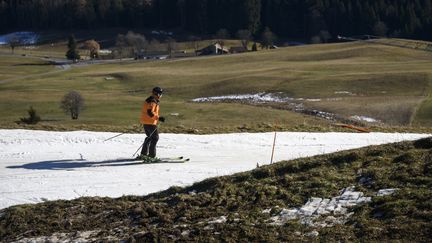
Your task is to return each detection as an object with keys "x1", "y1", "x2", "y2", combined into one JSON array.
[
  {"x1": 0, "y1": 129, "x2": 429, "y2": 209},
  {"x1": 377, "y1": 188, "x2": 398, "y2": 196},
  {"x1": 351, "y1": 115, "x2": 380, "y2": 123},
  {"x1": 191, "y1": 93, "x2": 293, "y2": 103},
  {"x1": 208, "y1": 216, "x2": 227, "y2": 224},
  {"x1": 268, "y1": 187, "x2": 373, "y2": 227}
]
